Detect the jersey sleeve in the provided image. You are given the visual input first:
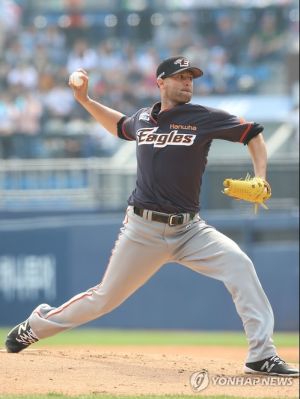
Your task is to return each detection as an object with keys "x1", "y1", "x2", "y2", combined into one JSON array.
[
  {"x1": 206, "y1": 108, "x2": 264, "y2": 145},
  {"x1": 117, "y1": 113, "x2": 139, "y2": 141}
]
